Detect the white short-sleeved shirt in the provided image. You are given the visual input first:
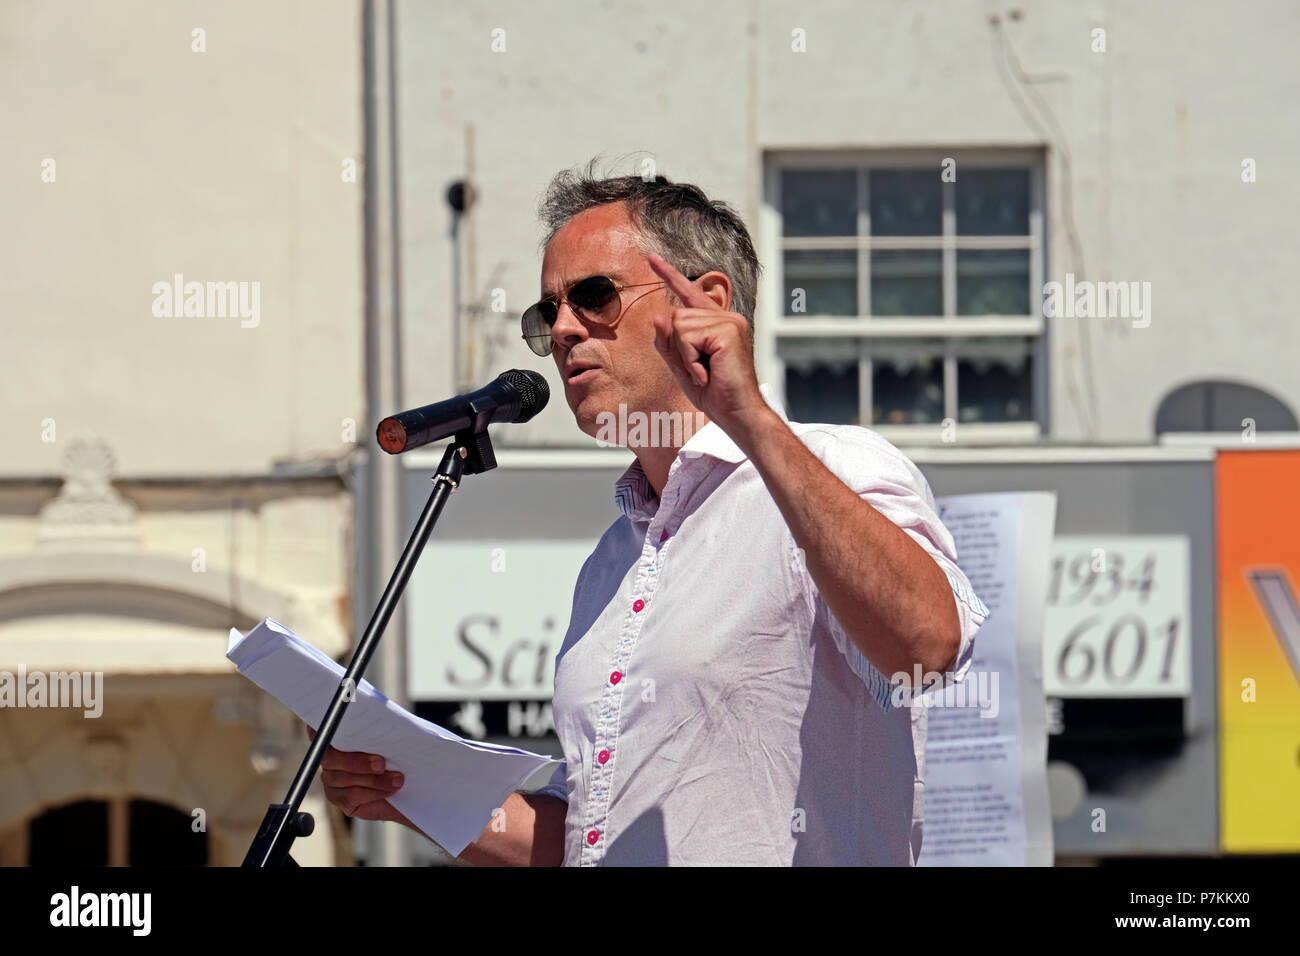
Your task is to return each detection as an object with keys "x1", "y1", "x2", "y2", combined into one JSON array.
[{"x1": 535, "y1": 383, "x2": 988, "y2": 865}]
